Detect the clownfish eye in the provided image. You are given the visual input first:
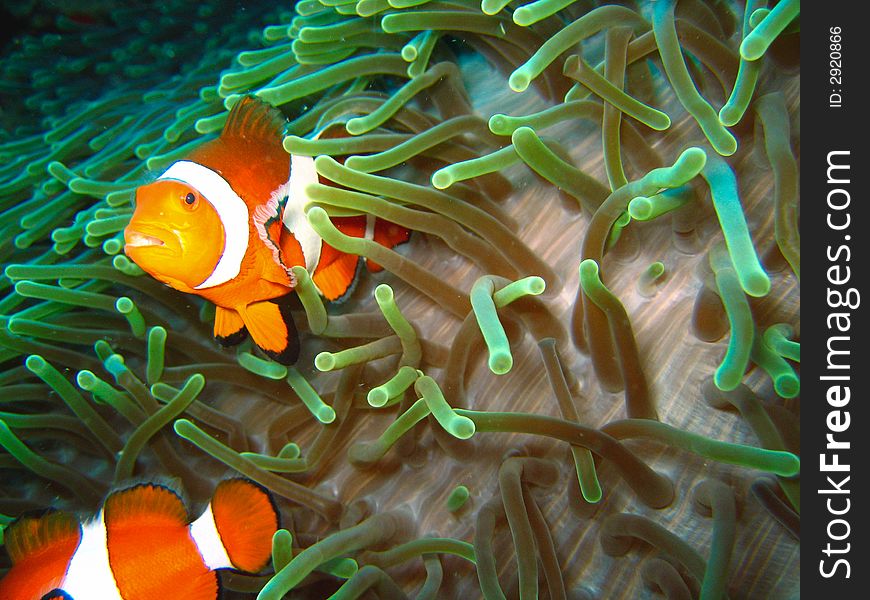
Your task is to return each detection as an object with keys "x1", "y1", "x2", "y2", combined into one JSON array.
[{"x1": 183, "y1": 192, "x2": 197, "y2": 206}]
